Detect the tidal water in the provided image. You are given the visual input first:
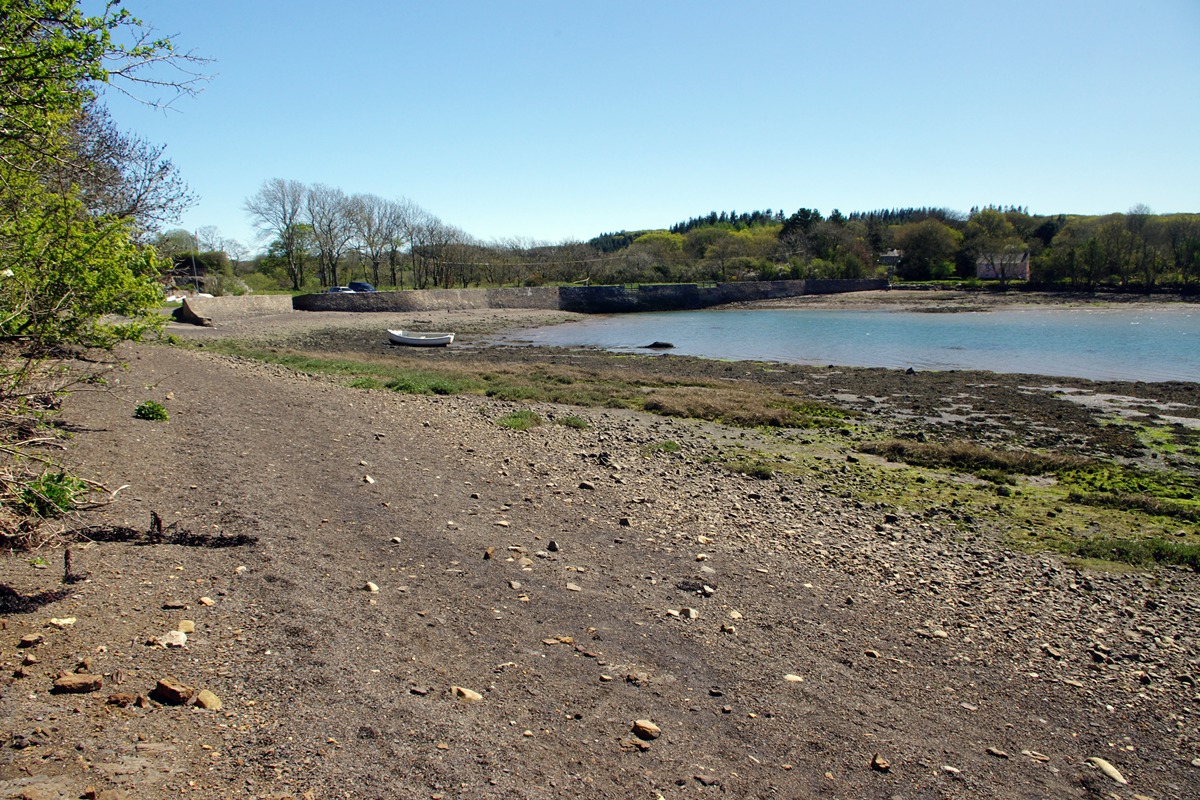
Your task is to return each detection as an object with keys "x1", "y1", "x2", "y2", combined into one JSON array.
[{"x1": 498, "y1": 306, "x2": 1200, "y2": 383}]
